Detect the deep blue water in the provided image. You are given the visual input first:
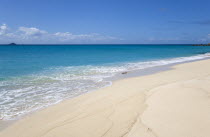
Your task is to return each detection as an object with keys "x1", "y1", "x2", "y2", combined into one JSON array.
[{"x1": 1, "y1": 44, "x2": 210, "y2": 120}]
